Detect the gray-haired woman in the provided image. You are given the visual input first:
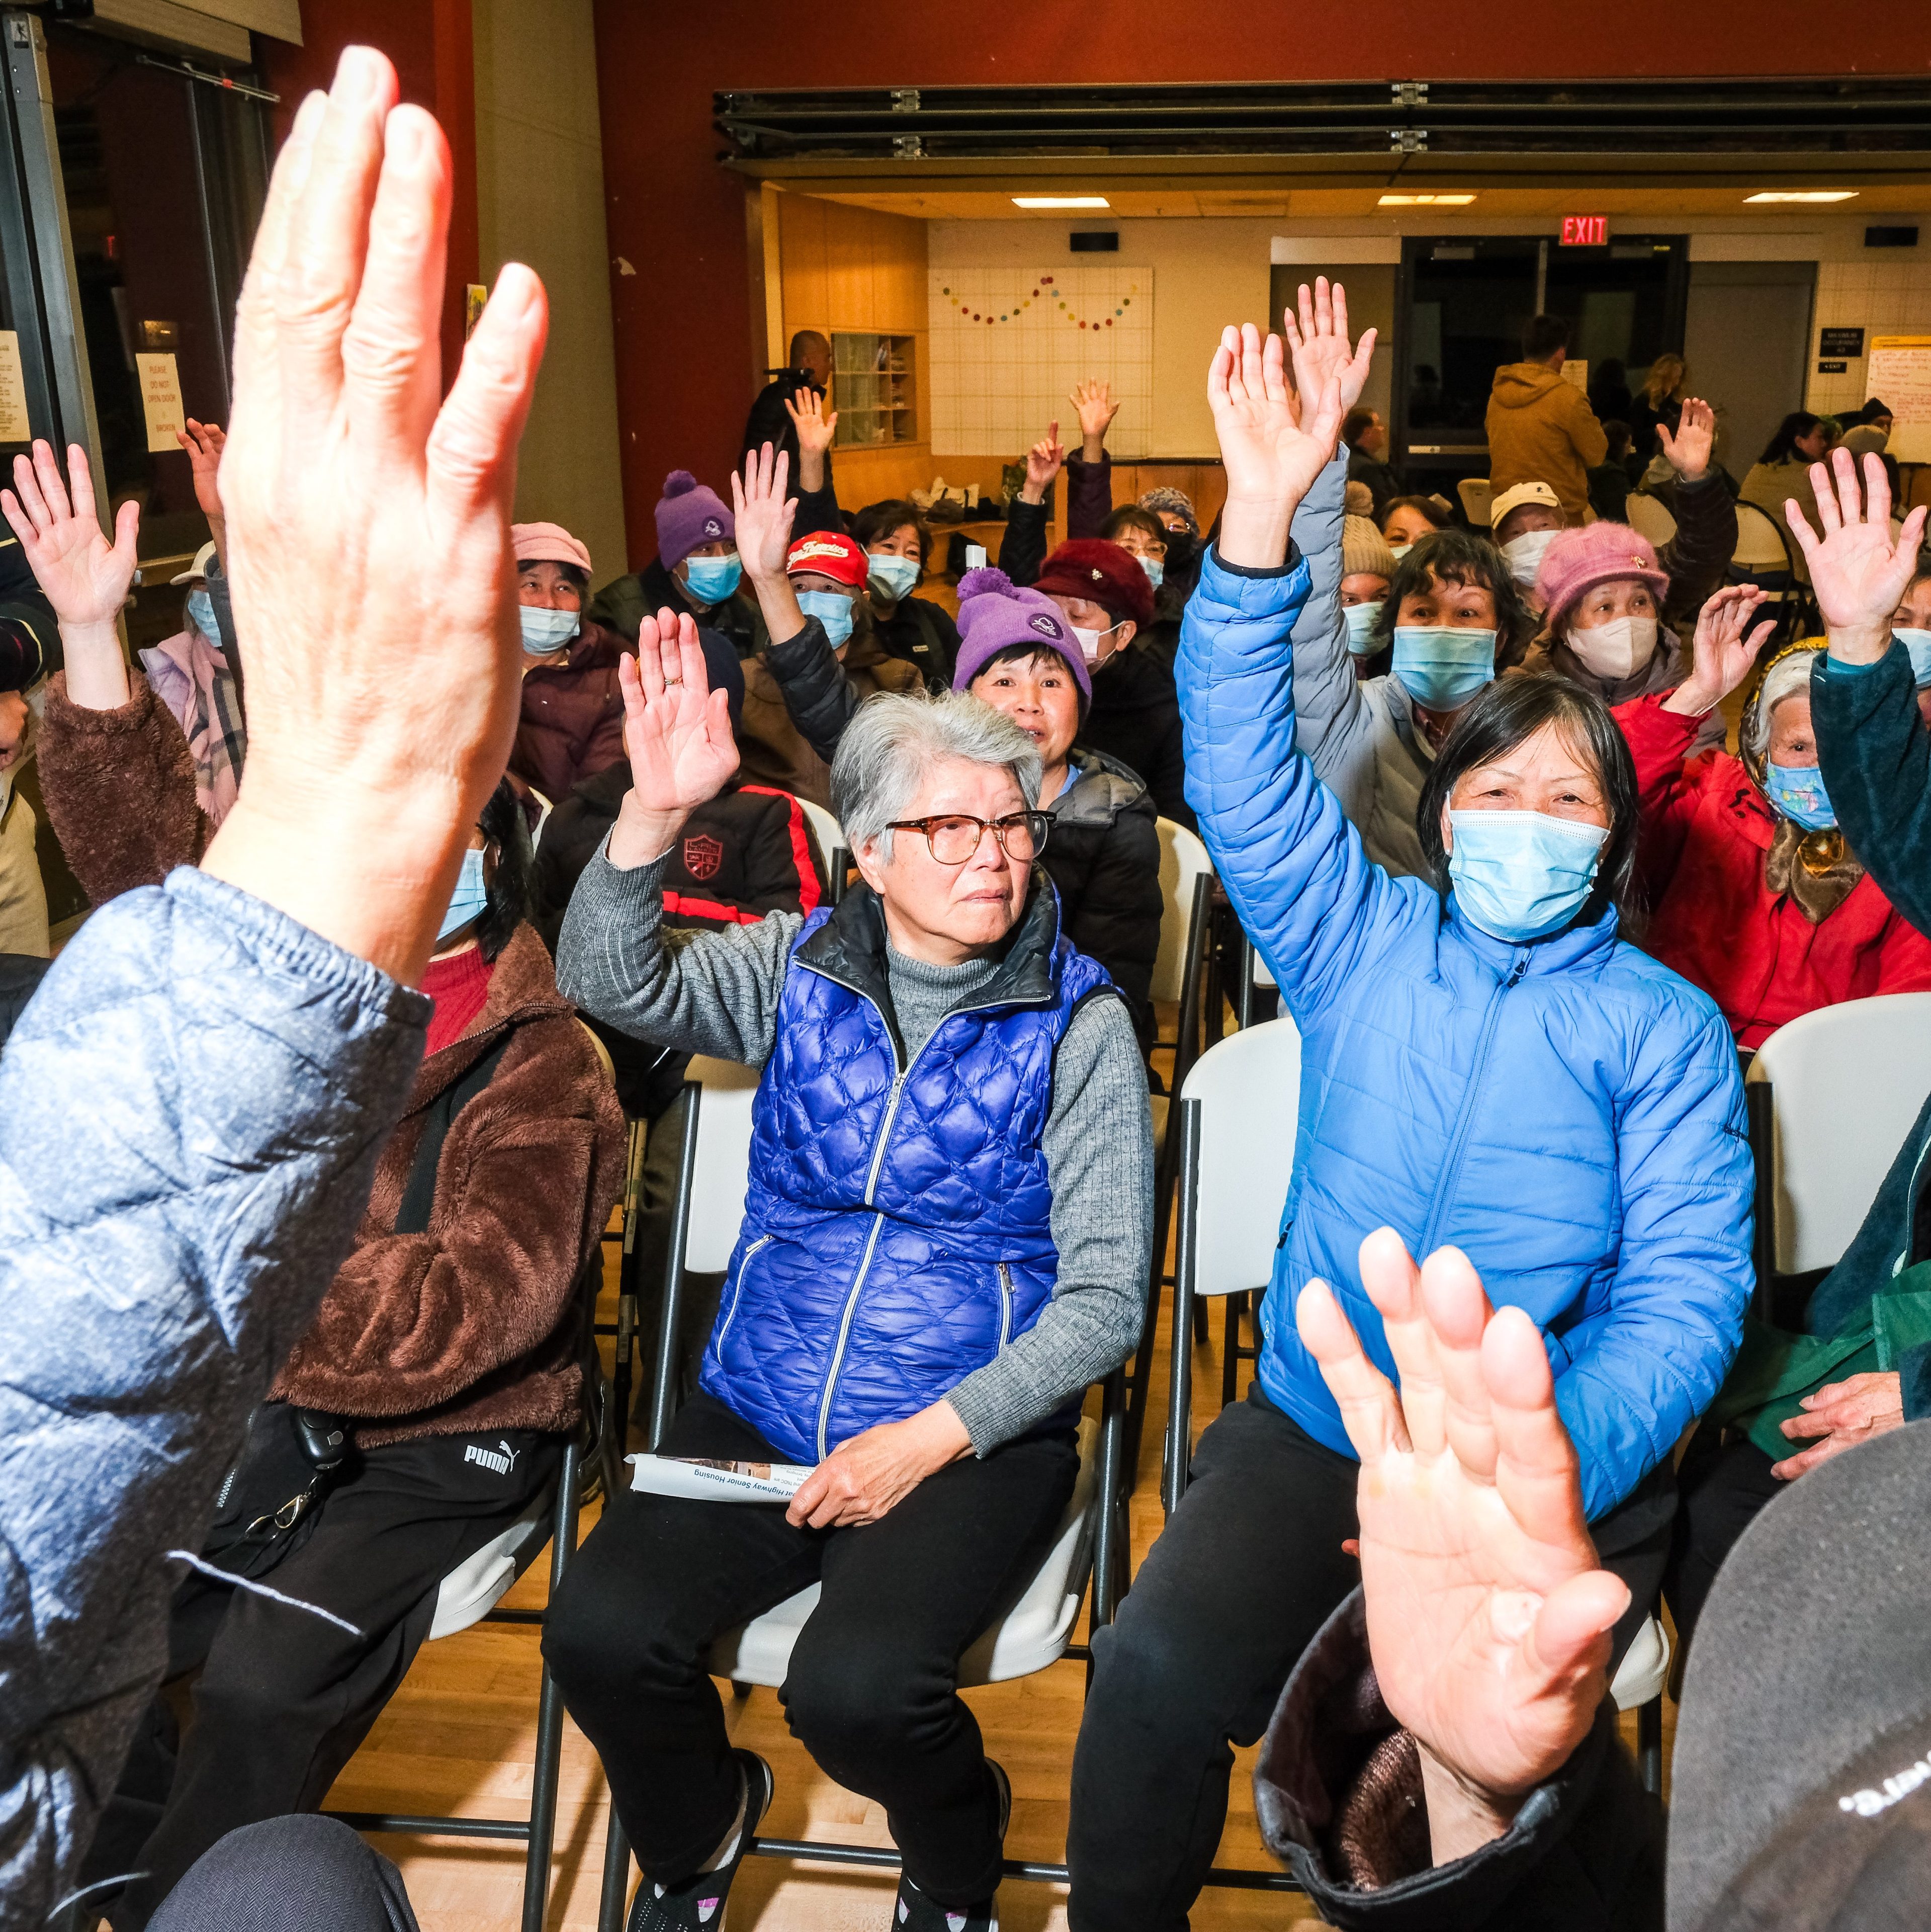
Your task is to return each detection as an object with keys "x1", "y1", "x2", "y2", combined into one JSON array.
[{"x1": 545, "y1": 609, "x2": 1151, "y2": 1932}]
